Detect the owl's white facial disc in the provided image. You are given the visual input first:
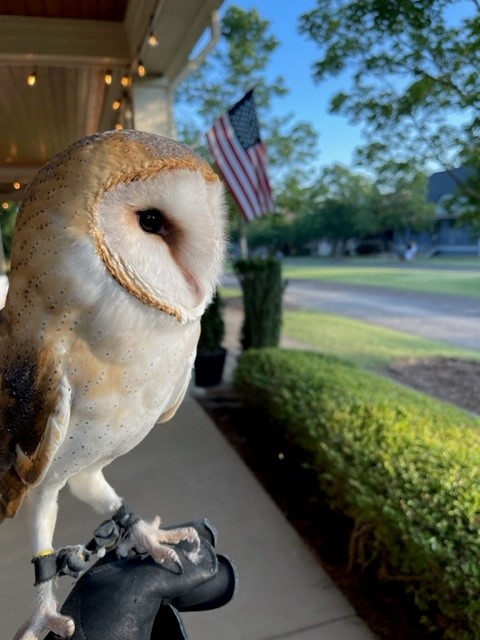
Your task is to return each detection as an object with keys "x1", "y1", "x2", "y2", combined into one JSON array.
[{"x1": 93, "y1": 168, "x2": 226, "y2": 322}]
